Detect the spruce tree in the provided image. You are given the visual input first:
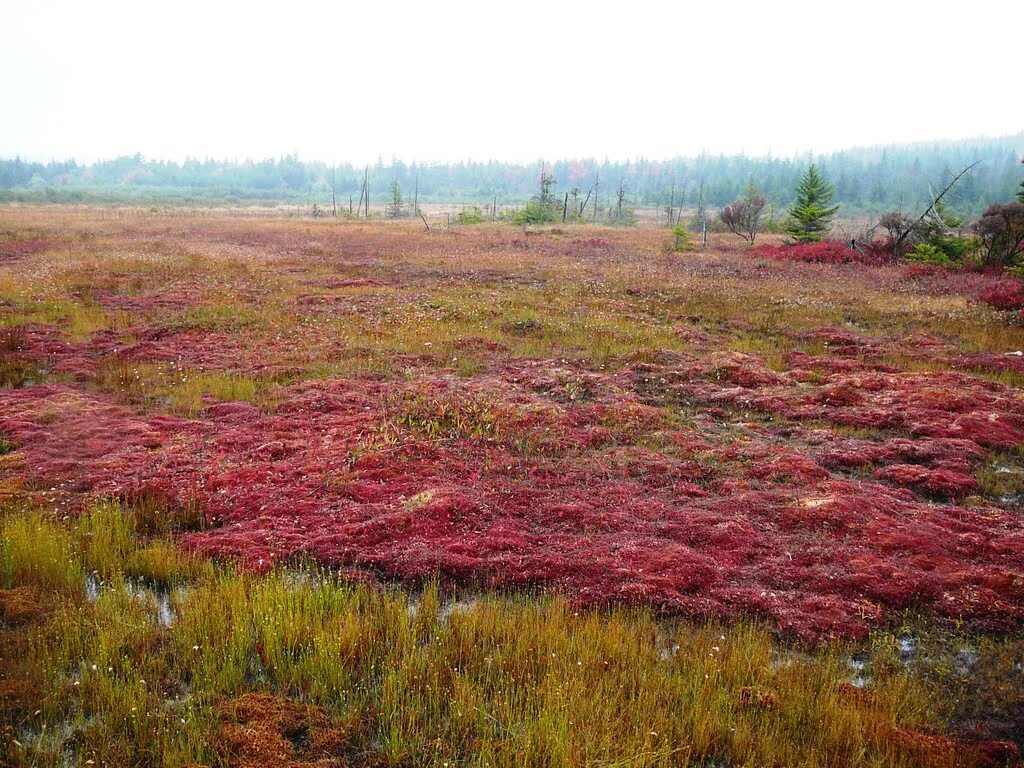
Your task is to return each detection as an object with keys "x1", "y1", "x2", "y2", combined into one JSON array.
[{"x1": 785, "y1": 165, "x2": 839, "y2": 242}]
